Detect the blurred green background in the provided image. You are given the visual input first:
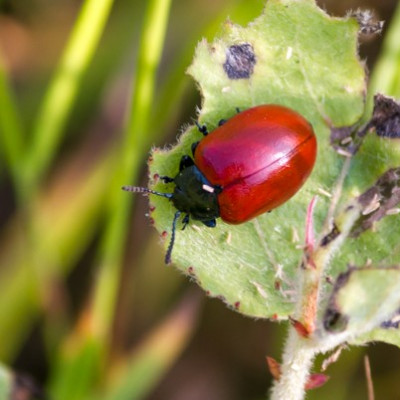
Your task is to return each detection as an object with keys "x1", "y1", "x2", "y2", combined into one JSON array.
[{"x1": 0, "y1": 0, "x2": 399, "y2": 399}]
